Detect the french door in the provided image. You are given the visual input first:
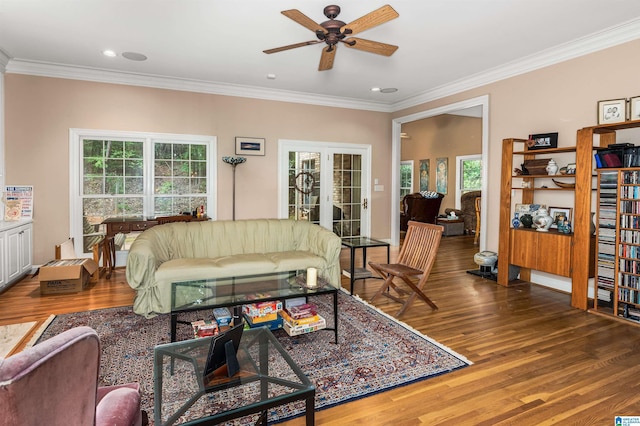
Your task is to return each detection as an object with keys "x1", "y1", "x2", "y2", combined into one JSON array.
[{"x1": 279, "y1": 140, "x2": 371, "y2": 237}]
